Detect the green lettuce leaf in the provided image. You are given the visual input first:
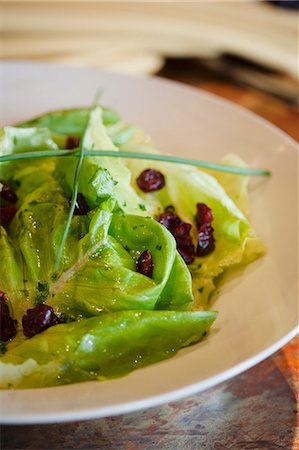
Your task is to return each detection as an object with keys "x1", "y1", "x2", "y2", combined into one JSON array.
[
  {"x1": 56, "y1": 107, "x2": 147, "y2": 216},
  {"x1": 0, "y1": 106, "x2": 194, "y2": 320},
  {"x1": 0, "y1": 228, "x2": 27, "y2": 321},
  {"x1": 120, "y1": 132, "x2": 265, "y2": 308},
  {"x1": 0, "y1": 310, "x2": 217, "y2": 388},
  {"x1": 19, "y1": 106, "x2": 120, "y2": 136},
  {"x1": 0, "y1": 126, "x2": 58, "y2": 181},
  {"x1": 47, "y1": 211, "x2": 193, "y2": 318},
  {"x1": 2, "y1": 155, "x2": 193, "y2": 322},
  {"x1": 0, "y1": 102, "x2": 265, "y2": 389}
]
